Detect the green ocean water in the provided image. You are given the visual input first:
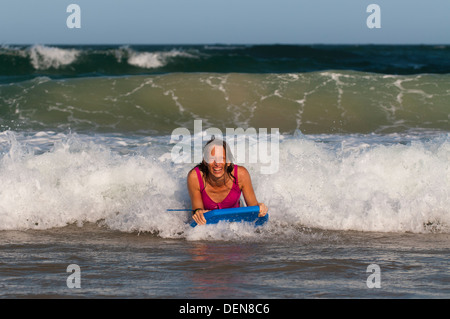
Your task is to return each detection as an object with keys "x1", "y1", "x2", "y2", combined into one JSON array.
[{"x1": 1, "y1": 71, "x2": 449, "y2": 135}]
